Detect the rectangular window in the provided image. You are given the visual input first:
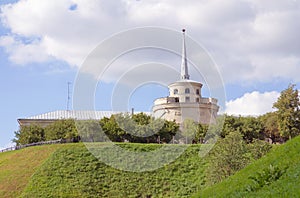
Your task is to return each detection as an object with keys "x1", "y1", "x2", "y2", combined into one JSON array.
[
  {"x1": 185, "y1": 97, "x2": 190, "y2": 102},
  {"x1": 196, "y1": 98, "x2": 200, "y2": 103}
]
